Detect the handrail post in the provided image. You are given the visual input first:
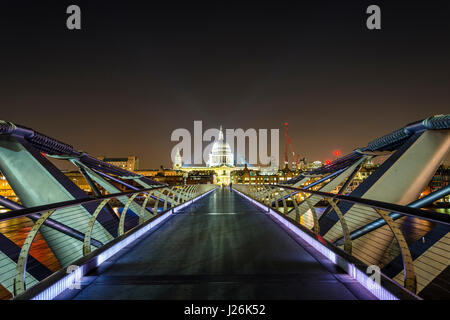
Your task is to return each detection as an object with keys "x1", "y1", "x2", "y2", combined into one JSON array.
[
  {"x1": 374, "y1": 208, "x2": 417, "y2": 293},
  {"x1": 326, "y1": 198, "x2": 352, "y2": 254},
  {"x1": 13, "y1": 210, "x2": 56, "y2": 296}
]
